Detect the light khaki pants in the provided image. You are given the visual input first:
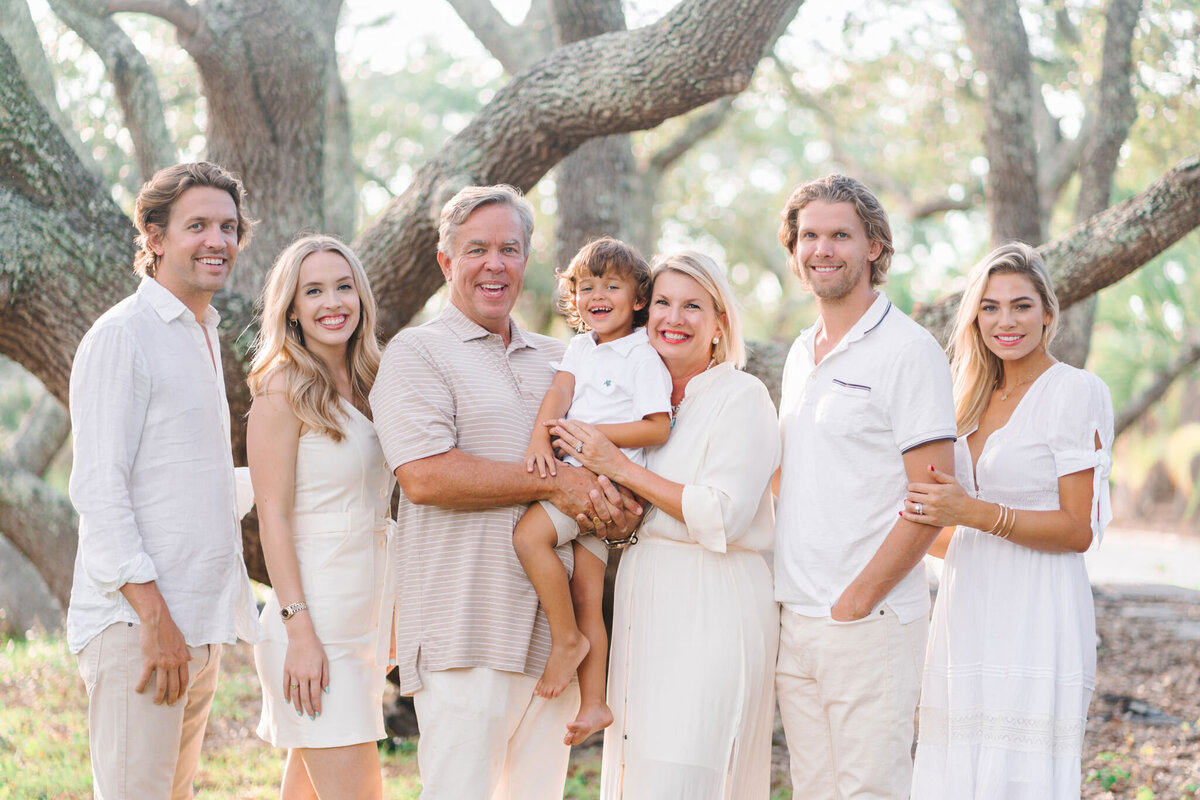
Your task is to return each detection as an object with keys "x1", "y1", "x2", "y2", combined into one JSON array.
[
  {"x1": 776, "y1": 606, "x2": 928, "y2": 800},
  {"x1": 412, "y1": 666, "x2": 578, "y2": 800},
  {"x1": 77, "y1": 621, "x2": 221, "y2": 800}
]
